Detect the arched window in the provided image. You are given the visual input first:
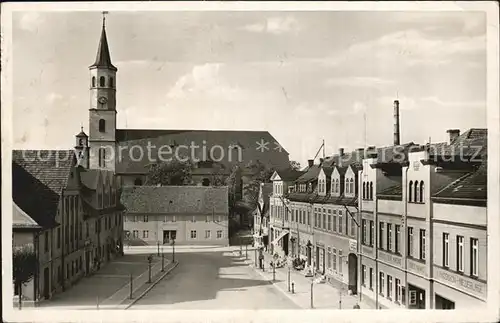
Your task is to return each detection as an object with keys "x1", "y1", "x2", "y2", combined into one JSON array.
[
  {"x1": 335, "y1": 179, "x2": 339, "y2": 193},
  {"x1": 420, "y1": 181, "x2": 425, "y2": 203},
  {"x1": 414, "y1": 181, "x2": 419, "y2": 203},
  {"x1": 408, "y1": 181, "x2": 413, "y2": 202},
  {"x1": 99, "y1": 119, "x2": 105, "y2": 132},
  {"x1": 109, "y1": 77, "x2": 114, "y2": 88},
  {"x1": 345, "y1": 179, "x2": 349, "y2": 194},
  {"x1": 98, "y1": 148, "x2": 106, "y2": 168},
  {"x1": 202, "y1": 178, "x2": 210, "y2": 186},
  {"x1": 134, "y1": 178, "x2": 143, "y2": 186},
  {"x1": 369, "y1": 182, "x2": 373, "y2": 200},
  {"x1": 99, "y1": 76, "x2": 105, "y2": 87},
  {"x1": 363, "y1": 182, "x2": 366, "y2": 199},
  {"x1": 350, "y1": 178, "x2": 354, "y2": 194},
  {"x1": 92, "y1": 76, "x2": 96, "y2": 87}
]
